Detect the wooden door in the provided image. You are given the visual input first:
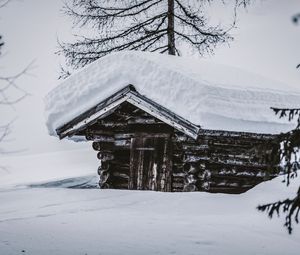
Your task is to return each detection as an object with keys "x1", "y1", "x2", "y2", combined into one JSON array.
[{"x1": 129, "y1": 135, "x2": 172, "y2": 192}]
